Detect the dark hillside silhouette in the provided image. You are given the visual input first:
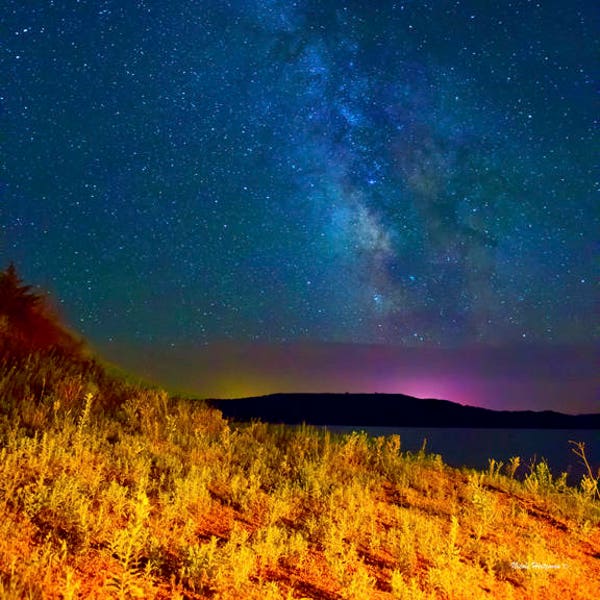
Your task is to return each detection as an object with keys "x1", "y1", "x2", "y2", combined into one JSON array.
[{"x1": 209, "y1": 393, "x2": 600, "y2": 429}]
